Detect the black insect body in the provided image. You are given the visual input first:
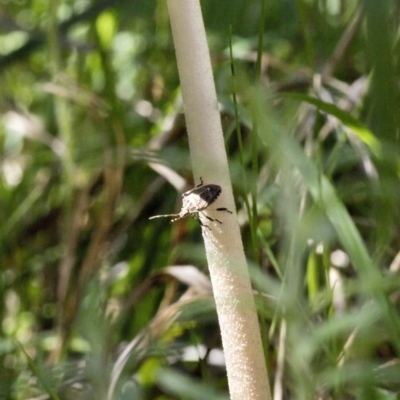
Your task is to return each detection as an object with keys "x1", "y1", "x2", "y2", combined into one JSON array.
[{"x1": 149, "y1": 178, "x2": 232, "y2": 229}]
